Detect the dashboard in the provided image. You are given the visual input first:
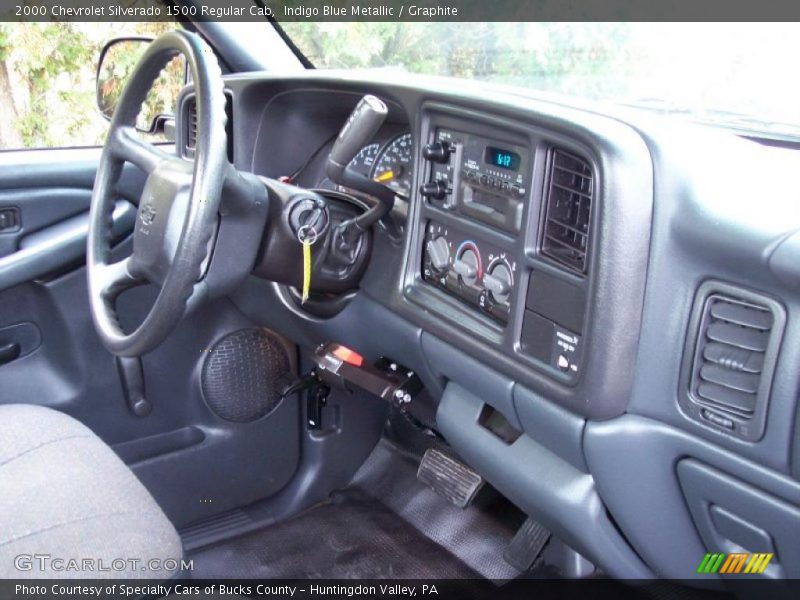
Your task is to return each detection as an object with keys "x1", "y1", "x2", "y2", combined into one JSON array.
[
  {"x1": 178, "y1": 72, "x2": 800, "y2": 582},
  {"x1": 218, "y1": 85, "x2": 642, "y2": 416}
]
